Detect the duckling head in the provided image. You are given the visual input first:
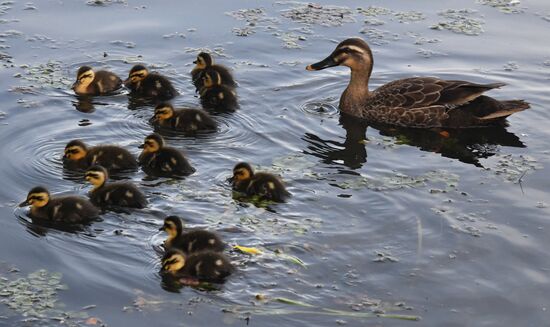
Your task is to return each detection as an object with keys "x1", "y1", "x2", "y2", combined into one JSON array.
[
  {"x1": 159, "y1": 215, "x2": 183, "y2": 241},
  {"x1": 64, "y1": 140, "x2": 88, "y2": 161},
  {"x1": 231, "y1": 162, "x2": 254, "y2": 185},
  {"x1": 85, "y1": 165, "x2": 108, "y2": 189},
  {"x1": 124, "y1": 64, "x2": 149, "y2": 87},
  {"x1": 161, "y1": 249, "x2": 186, "y2": 273},
  {"x1": 19, "y1": 186, "x2": 50, "y2": 208},
  {"x1": 306, "y1": 38, "x2": 373, "y2": 74},
  {"x1": 72, "y1": 66, "x2": 95, "y2": 91},
  {"x1": 153, "y1": 103, "x2": 175, "y2": 123},
  {"x1": 202, "y1": 68, "x2": 222, "y2": 89},
  {"x1": 193, "y1": 52, "x2": 213, "y2": 70},
  {"x1": 140, "y1": 133, "x2": 164, "y2": 154}
]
